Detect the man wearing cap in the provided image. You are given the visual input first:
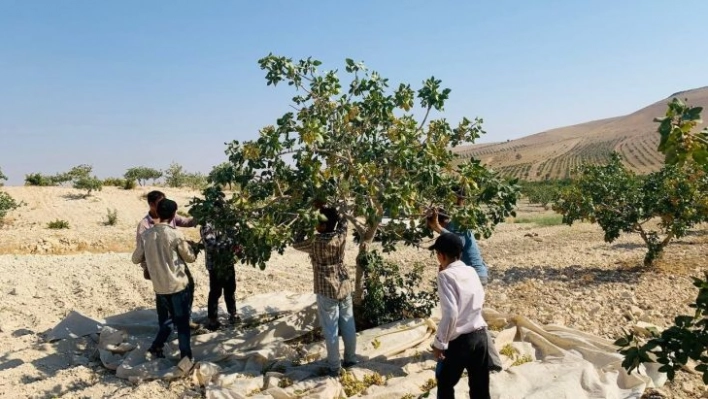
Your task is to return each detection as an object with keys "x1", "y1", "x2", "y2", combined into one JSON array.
[
  {"x1": 429, "y1": 232, "x2": 490, "y2": 399},
  {"x1": 132, "y1": 198, "x2": 198, "y2": 365}
]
